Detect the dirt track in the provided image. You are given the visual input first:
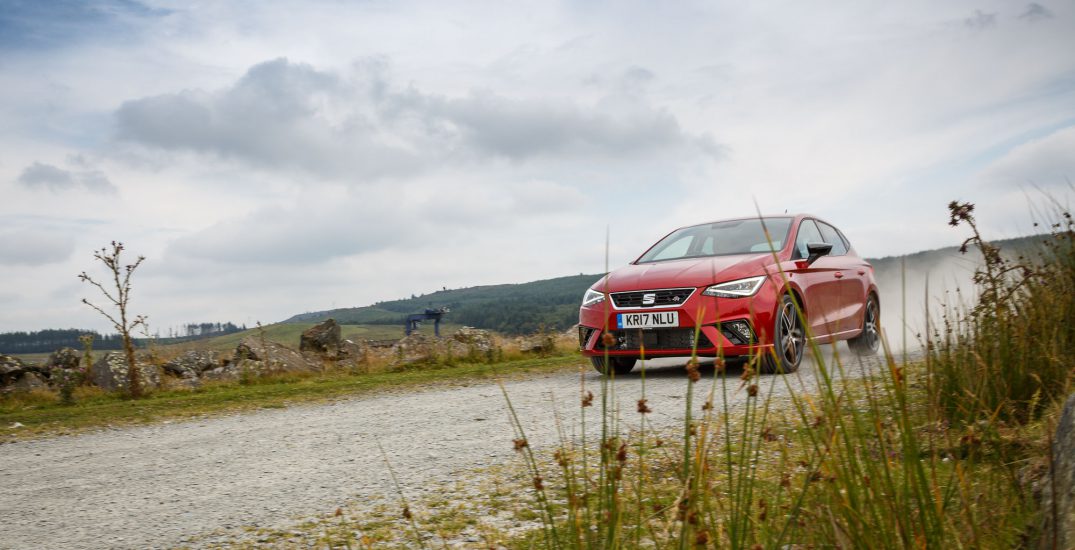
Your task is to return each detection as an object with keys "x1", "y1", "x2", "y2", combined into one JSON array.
[{"x1": 0, "y1": 347, "x2": 884, "y2": 549}]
